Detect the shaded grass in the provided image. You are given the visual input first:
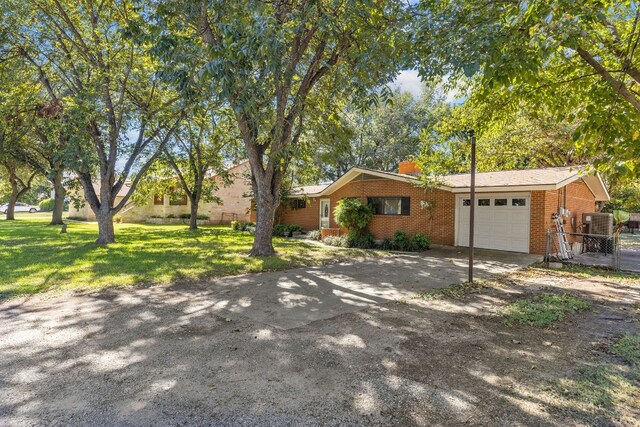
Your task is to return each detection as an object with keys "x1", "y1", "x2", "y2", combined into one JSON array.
[
  {"x1": 499, "y1": 292, "x2": 591, "y2": 327},
  {"x1": 554, "y1": 334, "x2": 640, "y2": 424},
  {"x1": 611, "y1": 334, "x2": 640, "y2": 365},
  {"x1": 0, "y1": 216, "x2": 382, "y2": 299}
]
